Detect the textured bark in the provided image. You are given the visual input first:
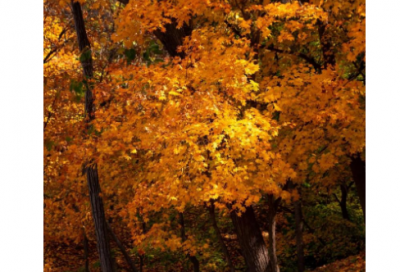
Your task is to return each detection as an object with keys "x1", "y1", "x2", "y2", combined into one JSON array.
[
  {"x1": 179, "y1": 213, "x2": 200, "y2": 272},
  {"x1": 86, "y1": 164, "x2": 114, "y2": 271},
  {"x1": 71, "y1": 2, "x2": 114, "y2": 271},
  {"x1": 230, "y1": 205, "x2": 269, "y2": 272},
  {"x1": 294, "y1": 197, "x2": 305, "y2": 272},
  {"x1": 266, "y1": 196, "x2": 281, "y2": 272},
  {"x1": 350, "y1": 155, "x2": 366, "y2": 220},
  {"x1": 106, "y1": 222, "x2": 139, "y2": 272},
  {"x1": 208, "y1": 201, "x2": 235, "y2": 272}
]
